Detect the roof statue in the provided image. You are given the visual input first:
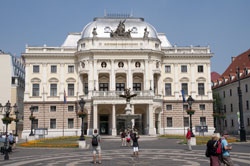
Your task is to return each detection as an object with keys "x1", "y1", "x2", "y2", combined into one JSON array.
[
  {"x1": 92, "y1": 27, "x2": 97, "y2": 37},
  {"x1": 143, "y1": 27, "x2": 149, "y2": 39},
  {"x1": 119, "y1": 88, "x2": 137, "y2": 103},
  {"x1": 110, "y1": 20, "x2": 131, "y2": 38}
]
